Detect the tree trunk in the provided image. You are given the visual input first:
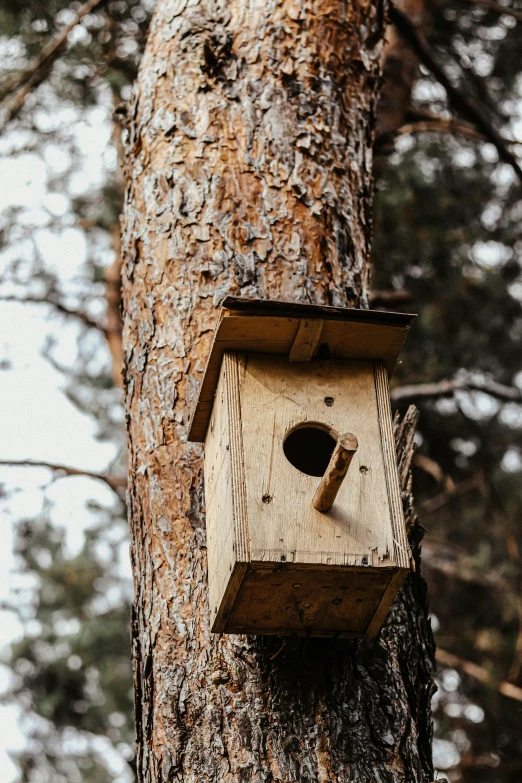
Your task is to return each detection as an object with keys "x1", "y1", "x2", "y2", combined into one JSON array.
[{"x1": 120, "y1": 1, "x2": 435, "y2": 781}]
